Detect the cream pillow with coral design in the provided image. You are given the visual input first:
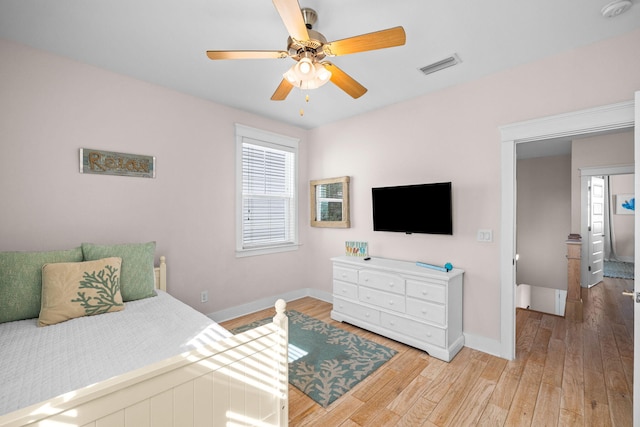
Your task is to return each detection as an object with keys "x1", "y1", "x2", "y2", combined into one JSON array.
[{"x1": 39, "y1": 257, "x2": 124, "y2": 327}]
